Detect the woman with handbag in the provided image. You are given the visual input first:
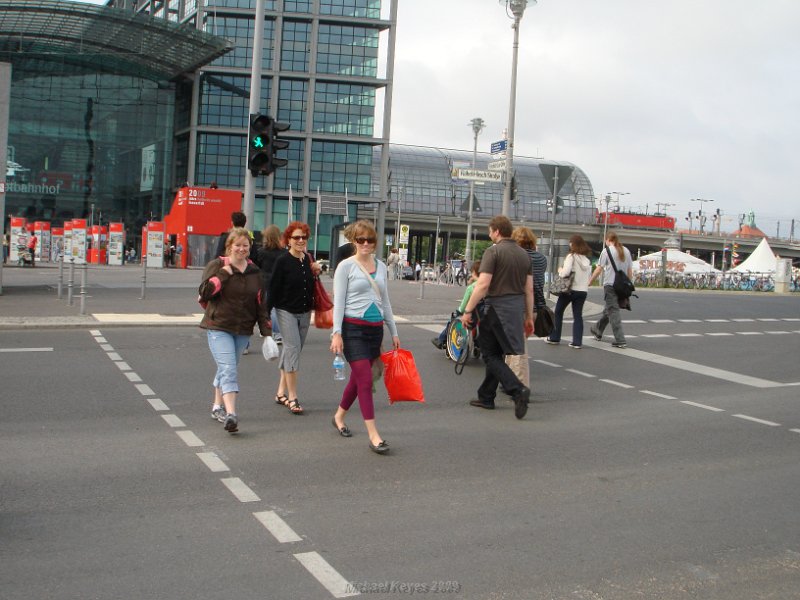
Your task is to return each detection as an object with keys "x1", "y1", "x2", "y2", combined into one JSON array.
[
  {"x1": 329, "y1": 220, "x2": 400, "y2": 454},
  {"x1": 545, "y1": 234, "x2": 593, "y2": 348},
  {"x1": 266, "y1": 221, "x2": 321, "y2": 415},
  {"x1": 199, "y1": 228, "x2": 271, "y2": 433}
]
